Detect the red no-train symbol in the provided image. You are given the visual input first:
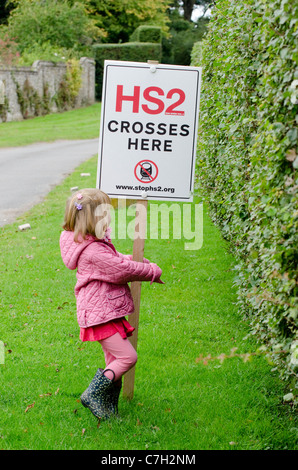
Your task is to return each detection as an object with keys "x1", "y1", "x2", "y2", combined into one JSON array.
[{"x1": 134, "y1": 160, "x2": 158, "y2": 183}]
